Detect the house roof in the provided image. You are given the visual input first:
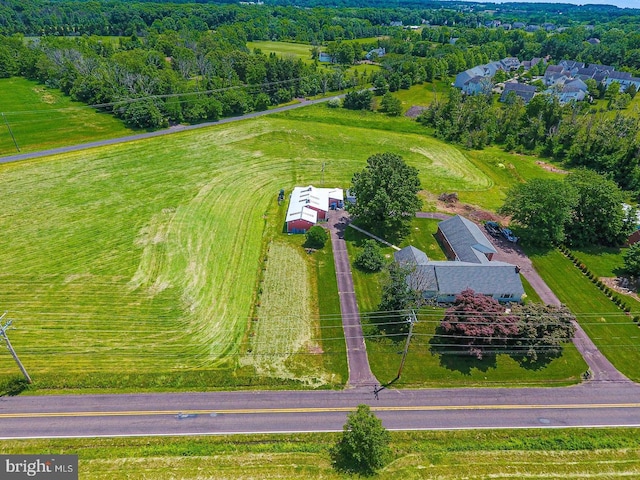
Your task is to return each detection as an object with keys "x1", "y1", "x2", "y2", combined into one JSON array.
[
  {"x1": 560, "y1": 60, "x2": 585, "y2": 70},
  {"x1": 432, "y1": 262, "x2": 524, "y2": 297},
  {"x1": 565, "y1": 78, "x2": 588, "y2": 91},
  {"x1": 545, "y1": 65, "x2": 565, "y2": 75},
  {"x1": 454, "y1": 66, "x2": 488, "y2": 88},
  {"x1": 395, "y1": 246, "x2": 429, "y2": 267},
  {"x1": 437, "y1": 215, "x2": 497, "y2": 264},
  {"x1": 501, "y1": 82, "x2": 537, "y2": 103},
  {"x1": 286, "y1": 185, "x2": 343, "y2": 224},
  {"x1": 607, "y1": 71, "x2": 632, "y2": 80}
]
